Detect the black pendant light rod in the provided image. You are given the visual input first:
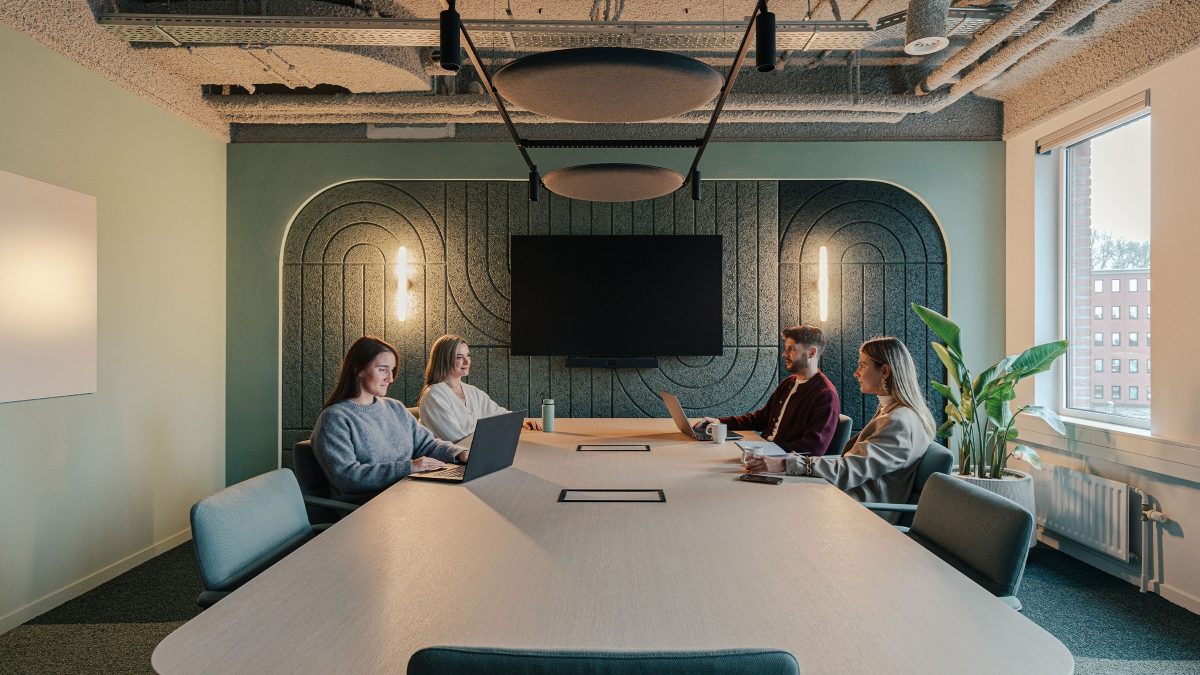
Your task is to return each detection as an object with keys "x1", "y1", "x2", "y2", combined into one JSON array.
[
  {"x1": 456, "y1": 12, "x2": 536, "y2": 171},
  {"x1": 685, "y1": 0, "x2": 768, "y2": 184}
]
